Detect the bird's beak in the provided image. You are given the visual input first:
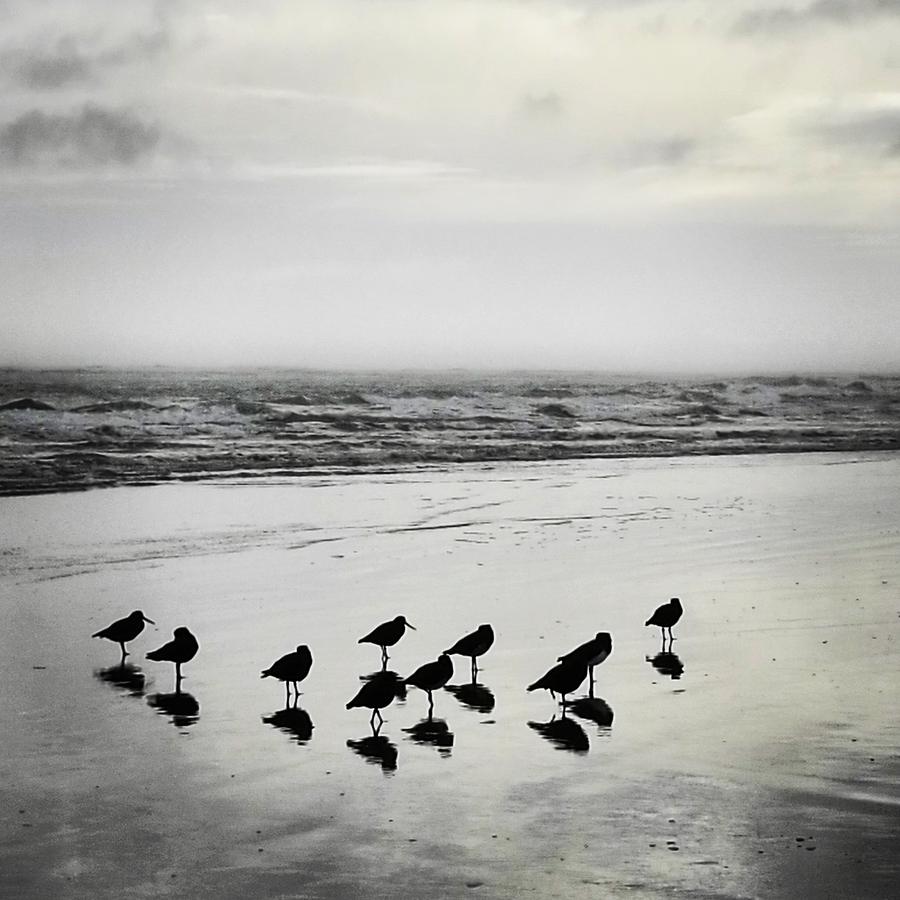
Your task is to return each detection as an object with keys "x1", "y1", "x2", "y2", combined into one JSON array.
[
  {"x1": 143, "y1": 616, "x2": 156, "y2": 624},
  {"x1": 406, "y1": 622, "x2": 416, "y2": 630}
]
